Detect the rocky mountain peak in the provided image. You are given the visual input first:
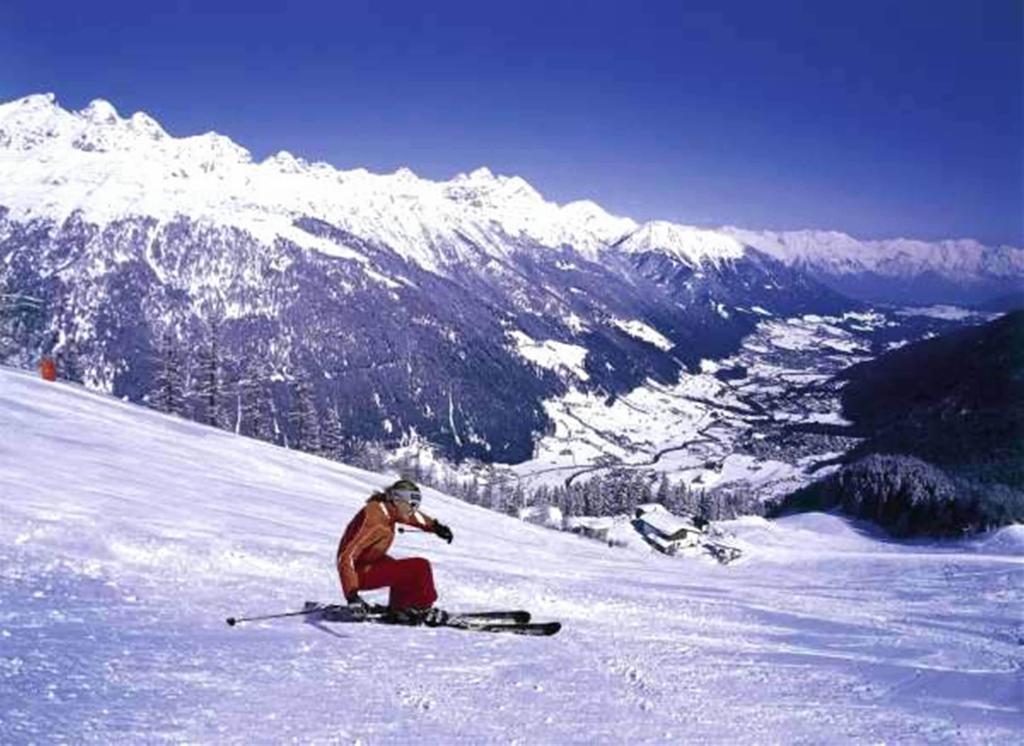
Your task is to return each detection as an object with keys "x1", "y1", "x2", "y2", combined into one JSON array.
[
  {"x1": 0, "y1": 92, "x2": 1019, "y2": 303},
  {"x1": 80, "y1": 98, "x2": 120, "y2": 124}
]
